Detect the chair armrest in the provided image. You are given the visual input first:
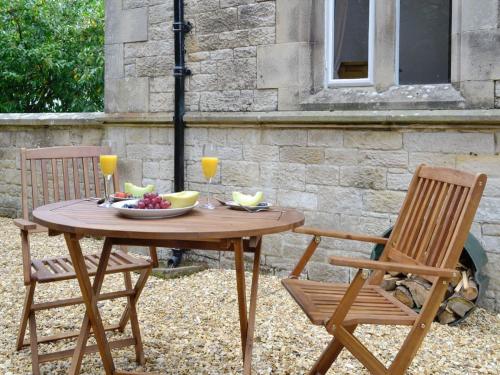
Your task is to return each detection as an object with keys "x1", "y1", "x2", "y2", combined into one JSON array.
[
  {"x1": 294, "y1": 226, "x2": 388, "y2": 245},
  {"x1": 14, "y1": 219, "x2": 37, "y2": 231},
  {"x1": 329, "y1": 256, "x2": 458, "y2": 279}
]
